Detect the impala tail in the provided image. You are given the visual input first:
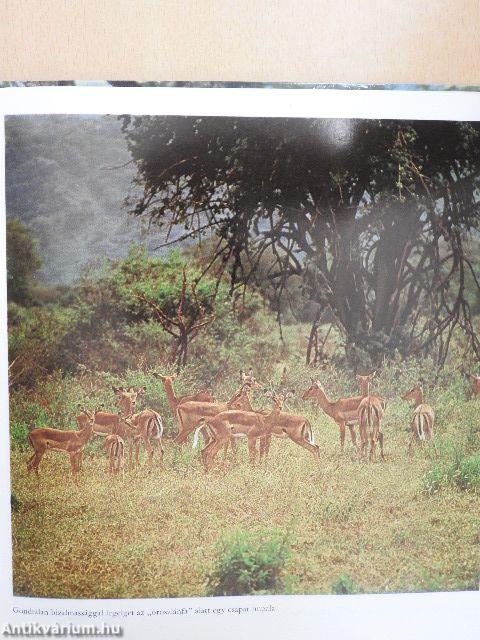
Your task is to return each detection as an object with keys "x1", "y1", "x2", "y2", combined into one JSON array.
[
  {"x1": 153, "y1": 413, "x2": 164, "y2": 438},
  {"x1": 415, "y1": 414, "x2": 426, "y2": 441},
  {"x1": 303, "y1": 420, "x2": 315, "y2": 445},
  {"x1": 192, "y1": 418, "x2": 208, "y2": 449}
]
